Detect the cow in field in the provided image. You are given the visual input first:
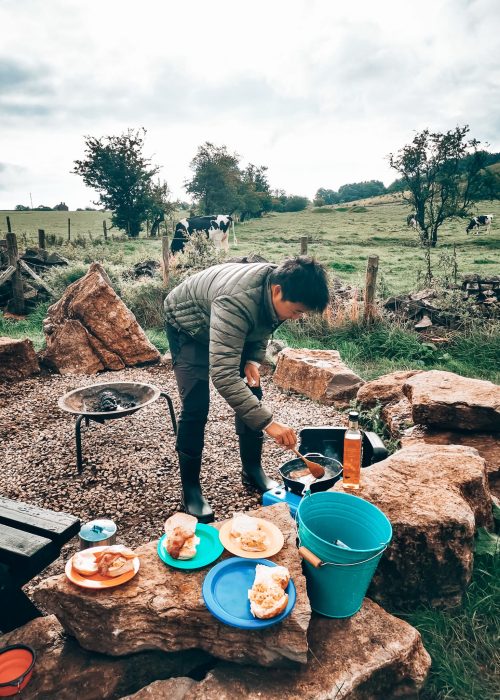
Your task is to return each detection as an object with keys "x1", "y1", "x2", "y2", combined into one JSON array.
[
  {"x1": 170, "y1": 215, "x2": 236, "y2": 254},
  {"x1": 406, "y1": 213, "x2": 418, "y2": 230},
  {"x1": 466, "y1": 214, "x2": 493, "y2": 235}
]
